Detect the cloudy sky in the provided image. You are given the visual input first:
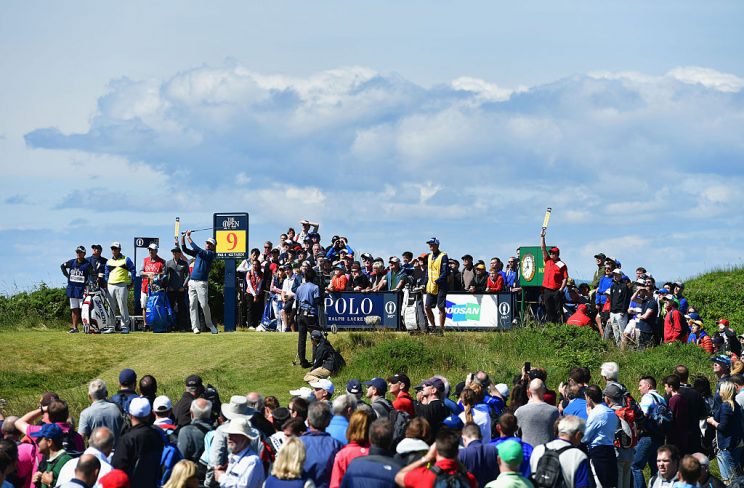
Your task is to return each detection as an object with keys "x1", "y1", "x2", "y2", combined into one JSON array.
[{"x1": 2, "y1": 1, "x2": 743, "y2": 291}]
